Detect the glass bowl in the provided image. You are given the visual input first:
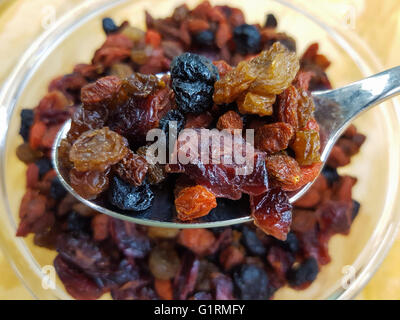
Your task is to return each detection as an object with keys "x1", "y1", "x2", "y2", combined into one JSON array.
[{"x1": 1, "y1": 0, "x2": 400, "y2": 300}]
